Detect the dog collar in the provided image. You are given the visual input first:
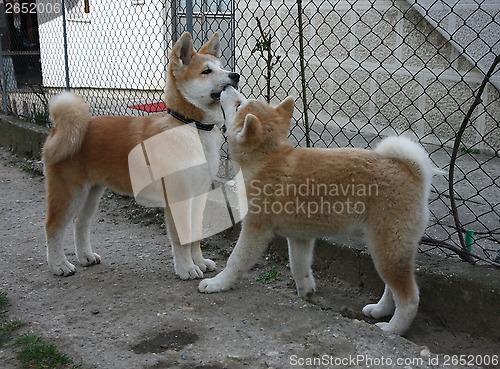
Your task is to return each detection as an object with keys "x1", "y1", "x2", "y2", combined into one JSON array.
[{"x1": 167, "y1": 108, "x2": 215, "y2": 132}]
